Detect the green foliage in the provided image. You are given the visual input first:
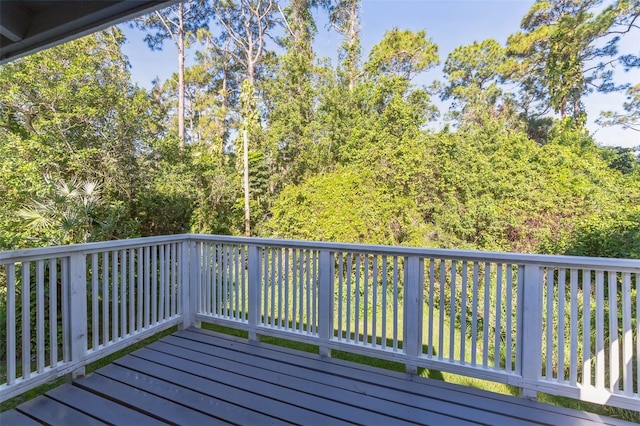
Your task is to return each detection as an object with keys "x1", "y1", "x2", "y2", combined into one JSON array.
[
  {"x1": 266, "y1": 113, "x2": 640, "y2": 258},
  {"x1": 265, "y1": 166, "x2": 421, "y2": 245},
  {"x1": 367, "y1": 28, "x2": 439, "y2": 80},
  {"x1": 441, "y1": 38, "x2": 517, "y2": 126},
  {"x1": 0, "y1": 30, "x2": 159, "y2": 248},
  {"x1": 262, "y1": 0, "x2": 318, "y2": 188},
  {"x1": 599, "y1": 83, "x2": 640, "y2": 132},
  {"x1": 18, "y1": 176, "x2": 105, "y2": 245},
  {"x1": 555, "y1": 210, "x2": 640, "y2": 258},
  {"x1": 506, "y1": 0, "x2": 634, "y2": 122},
  {"x1": 2, "y1": 3, "x2": 640, "y2": 420},
  {"x1": 598, "y1": 145, "x2": 640, "y2": 174},
  {"x1": 1, "y1": 0, "x2": 638, "y2": 258}
]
